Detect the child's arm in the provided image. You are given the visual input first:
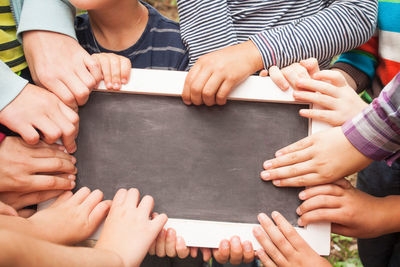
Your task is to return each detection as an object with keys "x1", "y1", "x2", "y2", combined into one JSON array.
[
  {"x1": 91, "y1": 53, "x2": 131, "y2": 91},
  {"x1": 253, "y1": 212, "x2": 330, "y2": 267},
  {"x1": 0, "y1": 187, "x2": 110, "y2": 245},
  {"x1": 0, "y1": 230, "x2": 123, "y2": 267},
  {"x1": 297, "y1": 179, "x2": 400, "y2": 238},
  {"x1": 0, "y1": 136, "x2": 76, "y2": 193},
  {"x1": 95, "y1": 188, "x2": 167, "y2": 267},
  {"x1": 19, "y1": 0, "x2": 103, "y2": 109},
  {"x1": 261, "y1": 74, "x2": 400, "y2": 187},
  {"x1": 179, "y1": 1, "x2": 377, "y2": 106}
]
